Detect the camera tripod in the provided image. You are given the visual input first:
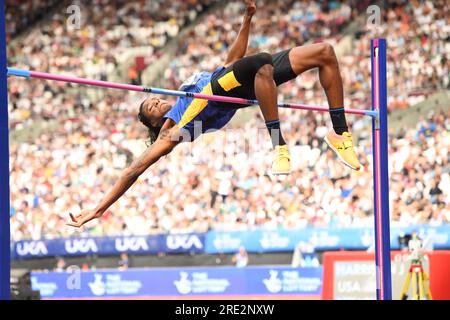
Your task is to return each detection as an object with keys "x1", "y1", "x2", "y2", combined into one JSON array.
[{"x1": 400, "y1": 261, "x2": 432, "y2": 300}]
